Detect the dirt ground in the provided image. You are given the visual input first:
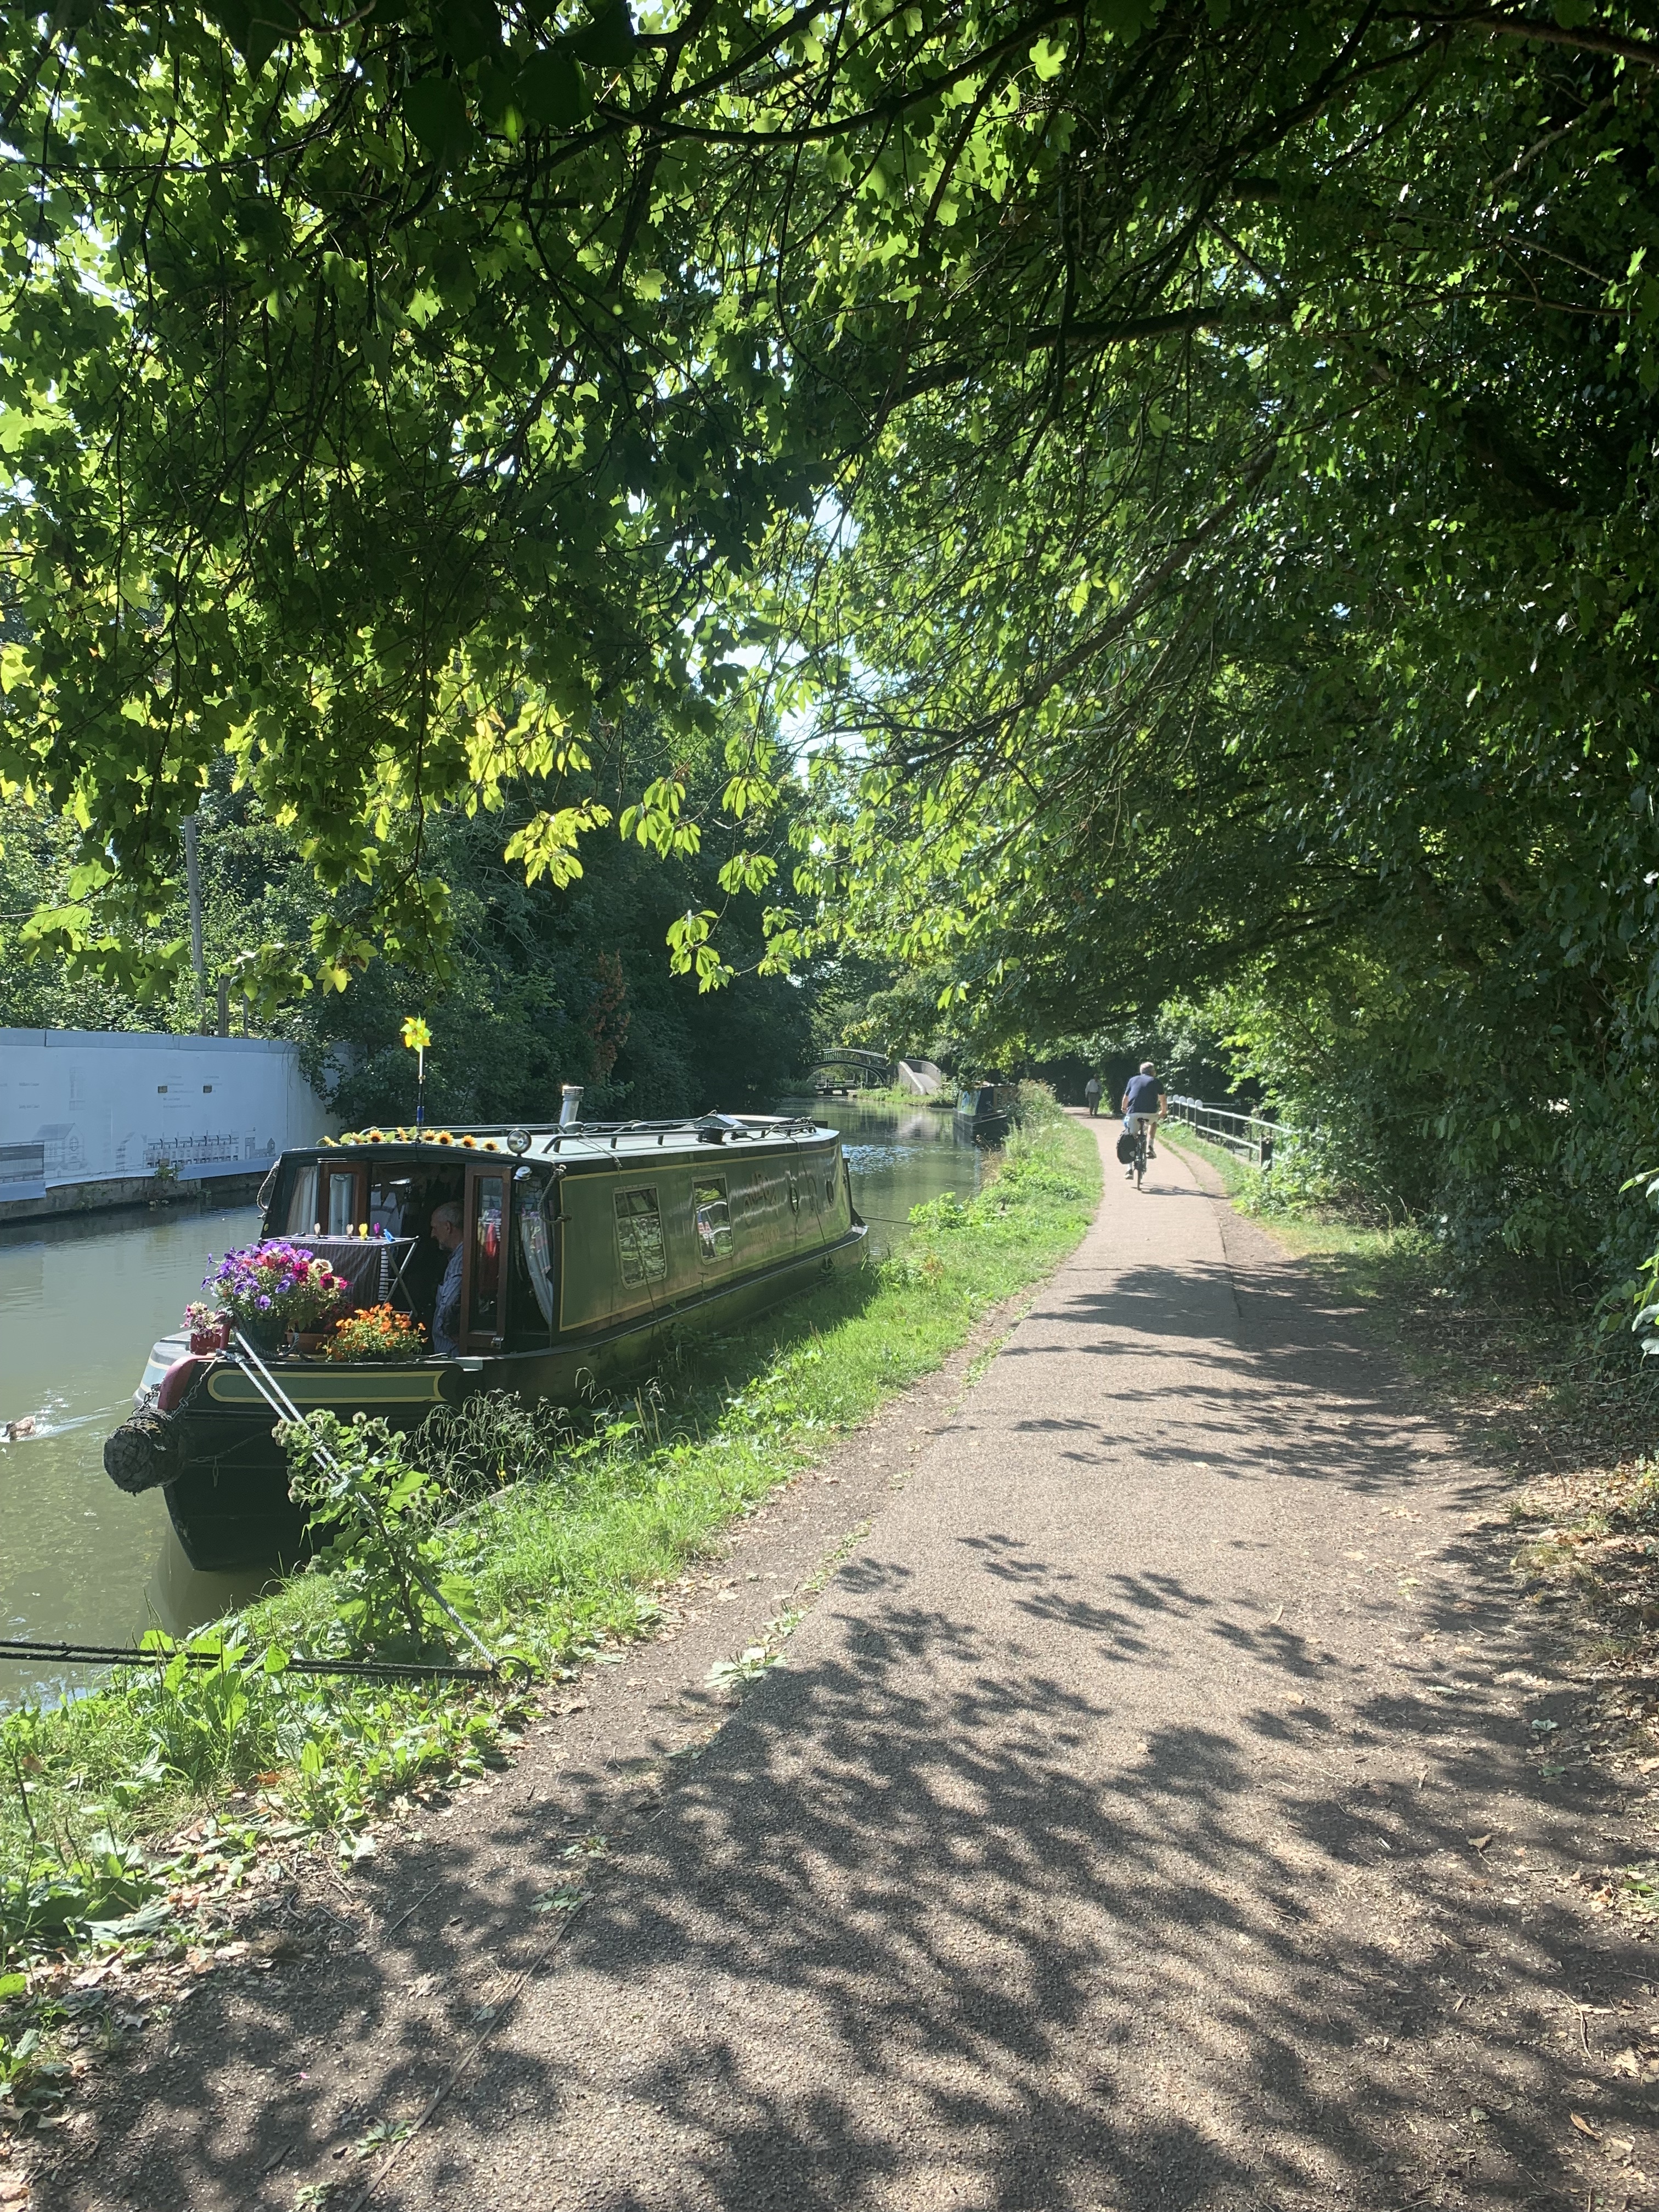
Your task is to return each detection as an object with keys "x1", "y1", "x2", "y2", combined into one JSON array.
[{"x1": 20, "y1": 1123, "x2": 1659, "y2": 2212}]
